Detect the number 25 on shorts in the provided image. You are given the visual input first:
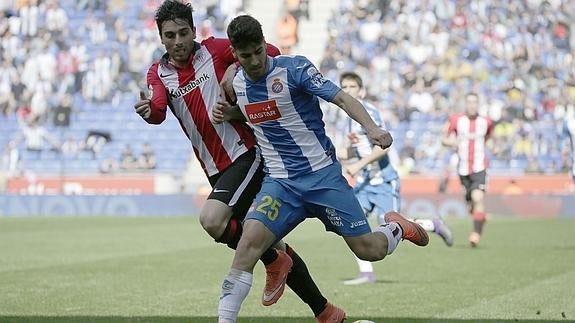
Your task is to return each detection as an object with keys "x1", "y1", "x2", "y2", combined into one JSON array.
[{"x1": 255, "y1": 195, "x2": 281, "y2": 221}]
